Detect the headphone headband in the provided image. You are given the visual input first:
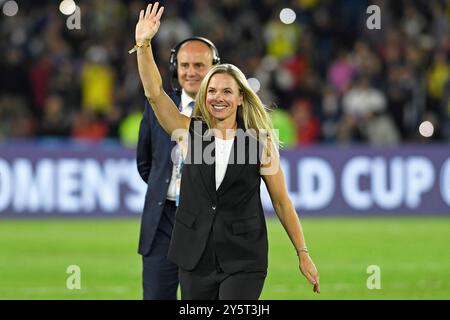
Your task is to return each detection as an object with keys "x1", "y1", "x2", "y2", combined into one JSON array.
[{"x1": 169, "y1": 37, "x2": 221, "y2": 80}]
